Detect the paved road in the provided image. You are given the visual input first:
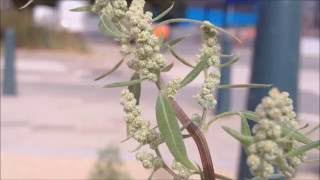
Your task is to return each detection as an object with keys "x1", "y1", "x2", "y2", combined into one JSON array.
[{"x1": 1, "y1": 33, "x2": 319, "y2": 179}]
